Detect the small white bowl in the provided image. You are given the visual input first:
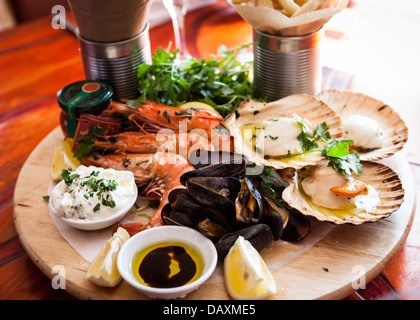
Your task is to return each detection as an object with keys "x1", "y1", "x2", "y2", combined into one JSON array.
[
  {"x1": 48, "y1": 183, "x2": 138, "y2": 231},
  {"x1": 117, "y1": 225, "x2": 217, "y2": 299}
]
